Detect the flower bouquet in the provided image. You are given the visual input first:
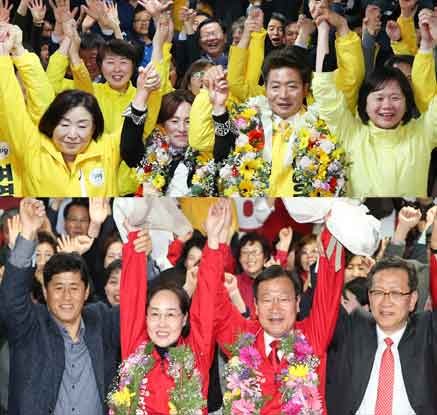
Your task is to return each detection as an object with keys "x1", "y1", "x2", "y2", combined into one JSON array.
[{"x1": 184, "y1": 147, "x2": 218, "y2": 196}]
